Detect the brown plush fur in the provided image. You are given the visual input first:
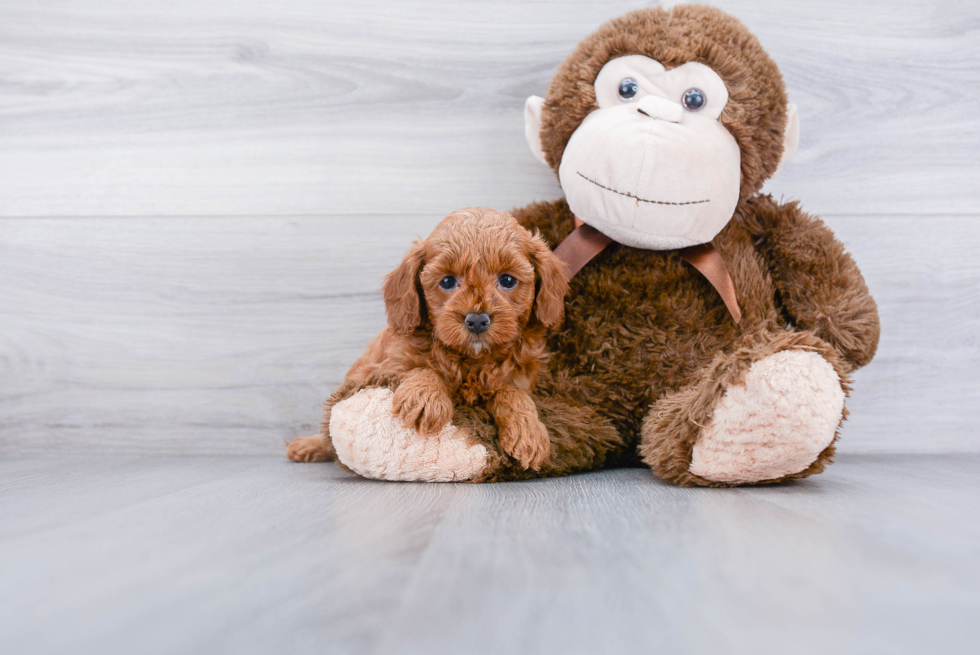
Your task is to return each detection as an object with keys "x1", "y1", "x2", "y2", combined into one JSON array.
[
  {"x1": 501, "y1": 192, "x2": 878, "y2": 485},
  {"x1": 289, "y1": 207, "x2": 569, "y2": 470},
  {"x1": 540, "y1": 5, "x2": 789, "y2": 200},
  {"x1": 291, "y1": 4, "x2": 880, "y2": 487},
  {"x1": 487, "y1": 5, "x2": 877, "y2": 485}
]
